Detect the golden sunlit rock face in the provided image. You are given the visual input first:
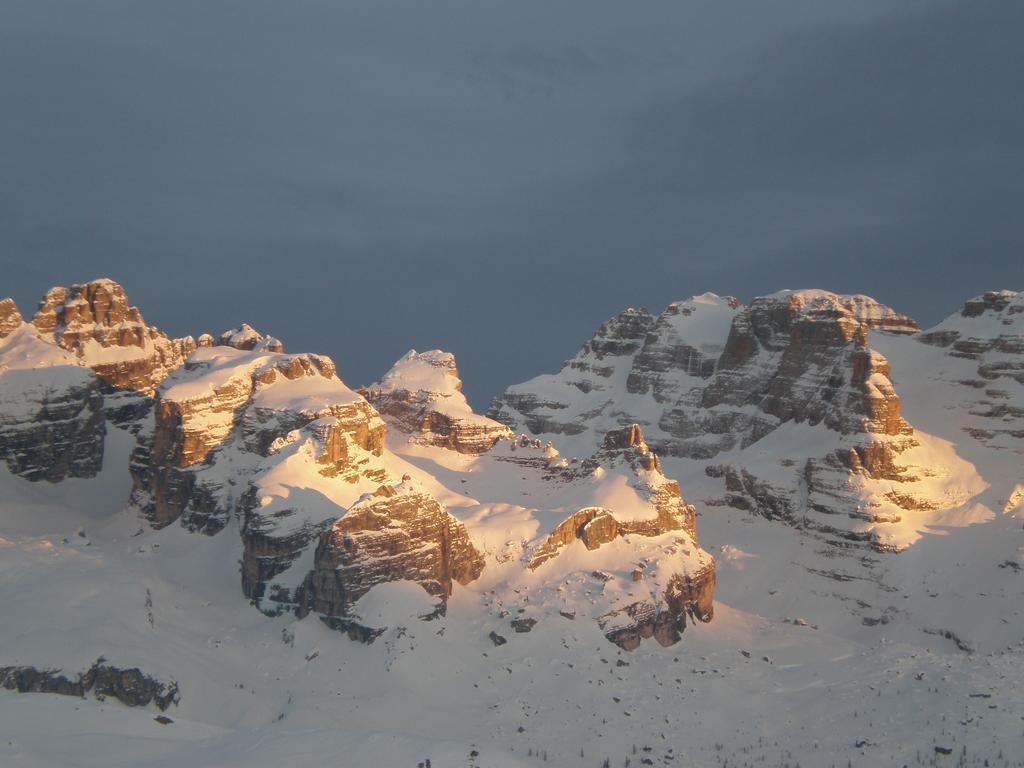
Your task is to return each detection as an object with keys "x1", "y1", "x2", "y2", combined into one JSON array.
[
  {"x1": 364, "y1": 349, "x2": 513, "y2": 454},
  {"x1": 301, "y1": 480, "x2": 485, "y2": 620},
  {"x1": 33, "y1": 279, "x2": 197, "y2": 409}
]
